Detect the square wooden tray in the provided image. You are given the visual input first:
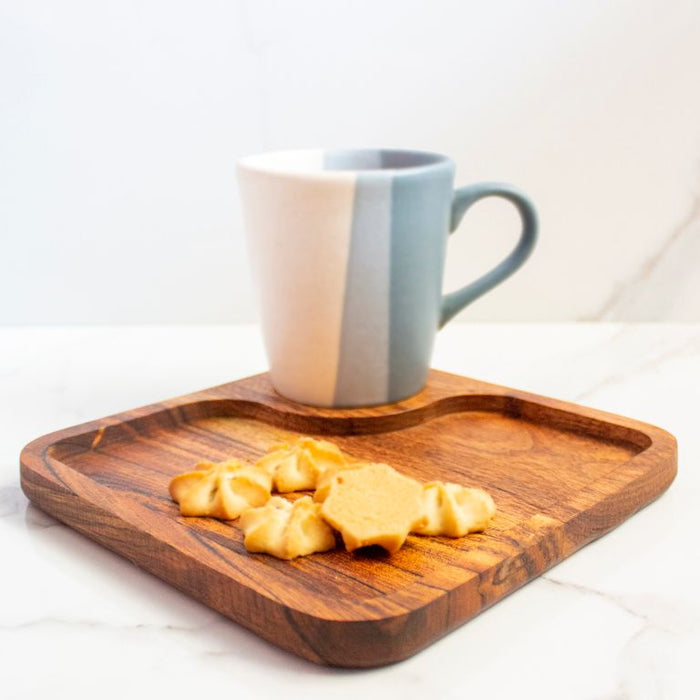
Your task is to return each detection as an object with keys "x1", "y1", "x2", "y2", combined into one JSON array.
[{"x1": 20, "y1": 370, "x2": 676, "y2": 667}]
